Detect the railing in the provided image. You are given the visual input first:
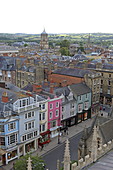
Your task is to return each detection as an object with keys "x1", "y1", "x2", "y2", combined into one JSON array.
[{"x1": 14, "y1": 103, "x2": 39, "y2": 113}]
